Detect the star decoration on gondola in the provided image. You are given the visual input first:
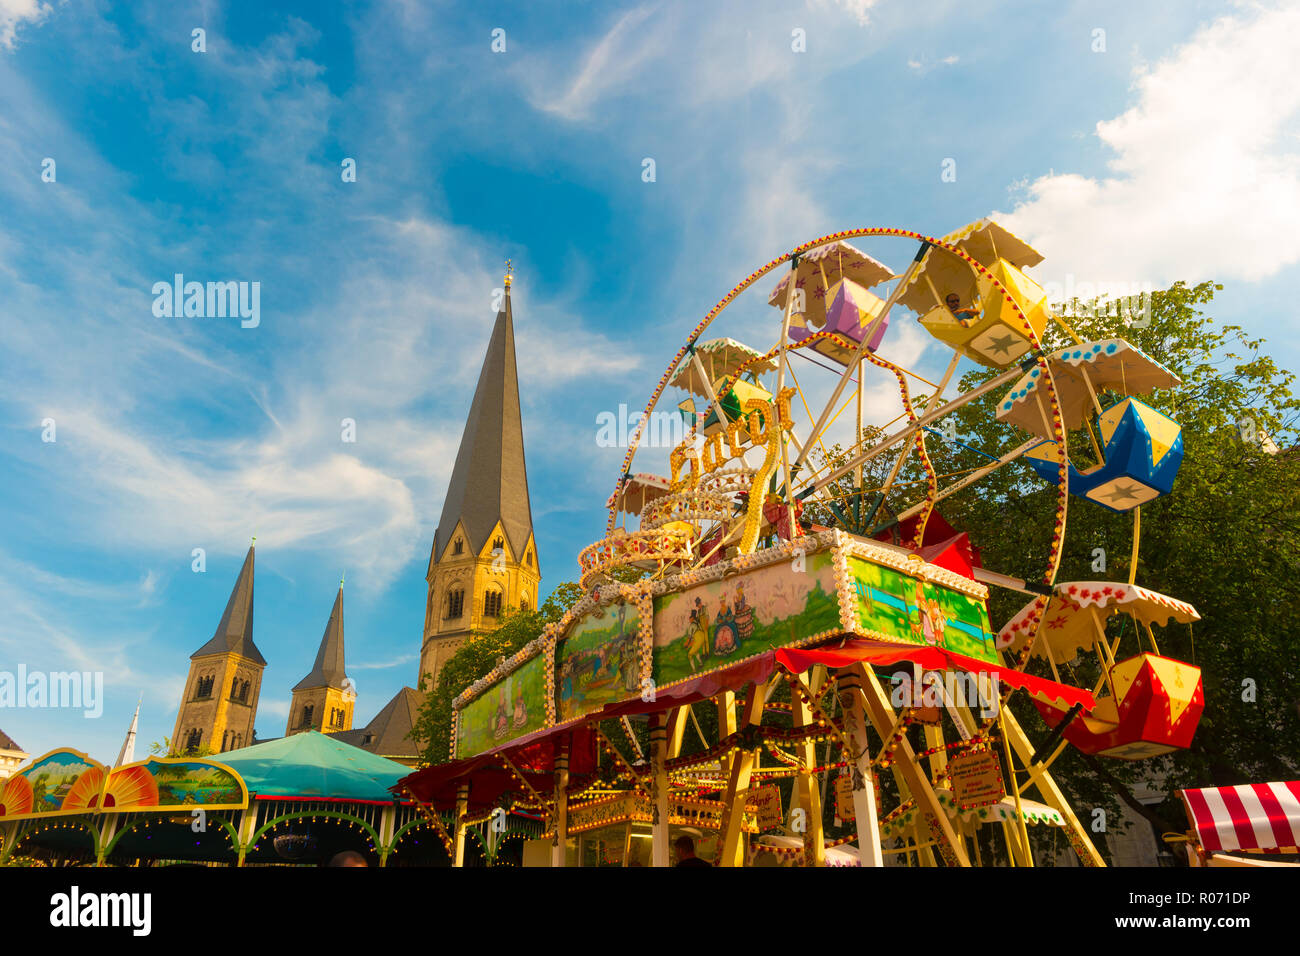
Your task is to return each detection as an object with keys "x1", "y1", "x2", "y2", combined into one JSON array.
[
  {"x1": 987, "y1": 332, "x2": 1021, "y2": 356},
  {"x1": 1102, "y1": 482, "x2": 1143, "y2": 504}
]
